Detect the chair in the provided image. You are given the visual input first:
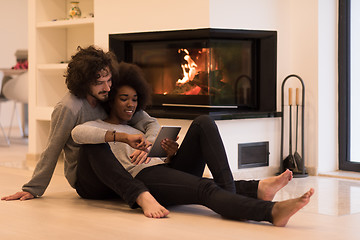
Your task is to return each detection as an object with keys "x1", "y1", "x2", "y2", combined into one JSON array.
[
  {"x1": 3, "y1": 71, "x2": 28, "y2": 139},
  {"x1": 0, "y1": 71, "x2": 27, "y2": 145},
  {"x1": 0, "y1": 71, "x2": 10, "y2": 145}
]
